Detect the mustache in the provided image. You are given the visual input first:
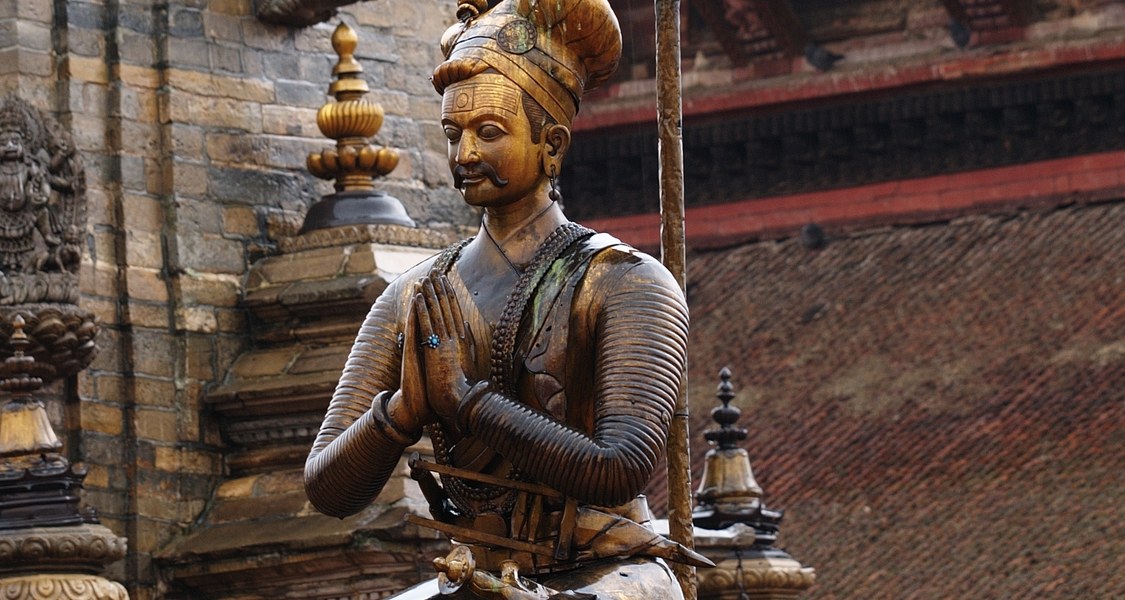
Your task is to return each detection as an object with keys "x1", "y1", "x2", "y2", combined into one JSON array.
[{"x1": 453, "y1": 162, "x2": 509, "y2": 189}]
